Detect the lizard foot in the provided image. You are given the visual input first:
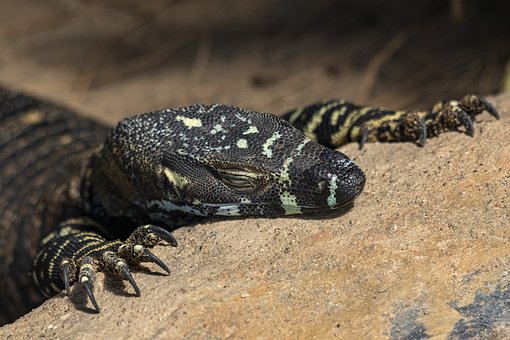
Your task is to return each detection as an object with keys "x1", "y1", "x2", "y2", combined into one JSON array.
[
  {"x1": 34, "y1": 221, "x2": 177, "y2": 312},
  {"x1": 358, "y1": 95, "x2": 499, "y2": 149},
  {"x1": 62, "y1": 224, "x2": 177, "y2": 312},
  {"x1": 425, "y1": 94, "x2": 499, "y2": 140}
]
